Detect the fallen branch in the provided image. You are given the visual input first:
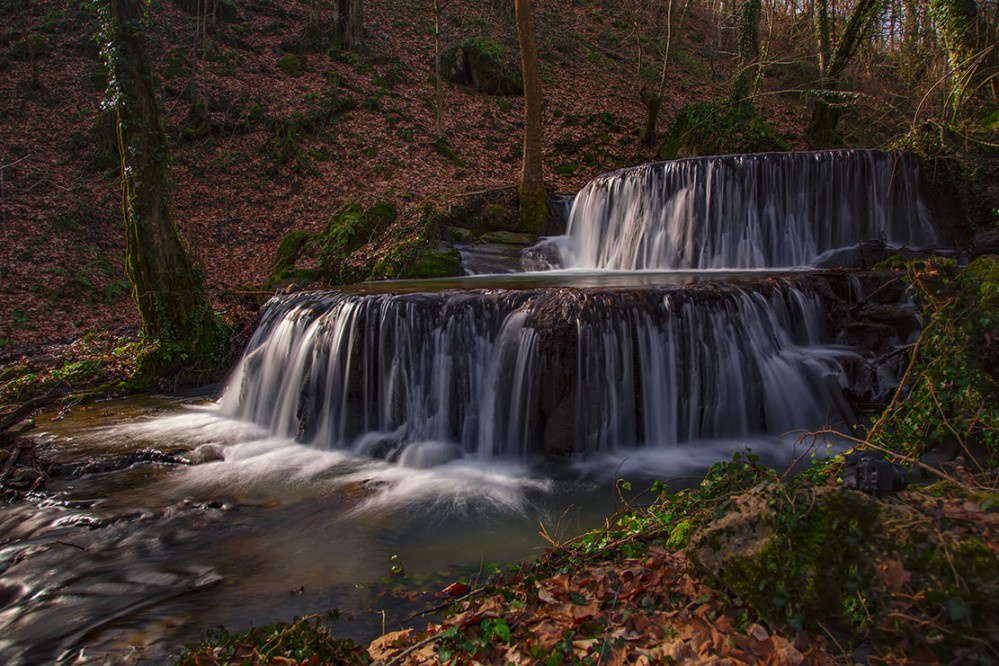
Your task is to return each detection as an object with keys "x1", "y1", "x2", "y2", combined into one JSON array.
[
  {"x1": 0, "y1": 443, "x2": 23, "y2": 486},
  {"x1": 0, "y1": 389, "x2": 66, "y2": 434}
]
